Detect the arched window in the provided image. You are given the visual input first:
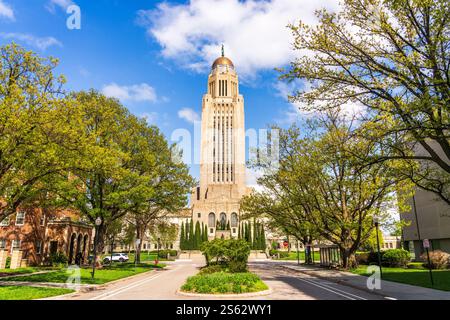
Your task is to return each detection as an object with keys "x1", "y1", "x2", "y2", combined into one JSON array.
[
  {"x1": 220, "y1": 212, "x2": 226, "y2": 229},
  {"x1": 208, "y1": 212, "x2": 215, "y2": 228},
  {"x1": 231, "y1": 212, "x2": 238, "y2": 228}
]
